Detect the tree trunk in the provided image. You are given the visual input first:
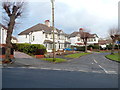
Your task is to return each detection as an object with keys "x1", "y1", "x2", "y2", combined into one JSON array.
[
  {"x1": 111, "y1": 42, "x2": 115, "y2": 55},
  {"x1": 84, "y1": 40, "x2": 87, "y2": 53},
  {"x1": 85, "y1": 44, "x2": 87, "y2": 53},
  {"x1": 84, "y1": 38, "x2": 87, "y2": 53},
  {"x1": 4, "y1": 15, "x2": 15, "y2": 62}
]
